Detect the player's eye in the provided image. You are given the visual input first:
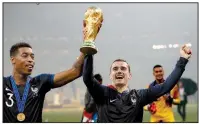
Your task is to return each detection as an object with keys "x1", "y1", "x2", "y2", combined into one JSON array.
[
  {"x1": 21, "y1": 53, "x2": 28, "y2": 58},
  {"x1": 31, "y1": 54, "x2": 35, "y2": 59},
  {"x1": 31, "y1": 55, "x2": 34, "y2": 59},
  {"x1": 113, "y1": 67, "x2": 118, "y2": 71},
  {"x1": 121, "y1": 67, "x2": 126, "y2": 71}
]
